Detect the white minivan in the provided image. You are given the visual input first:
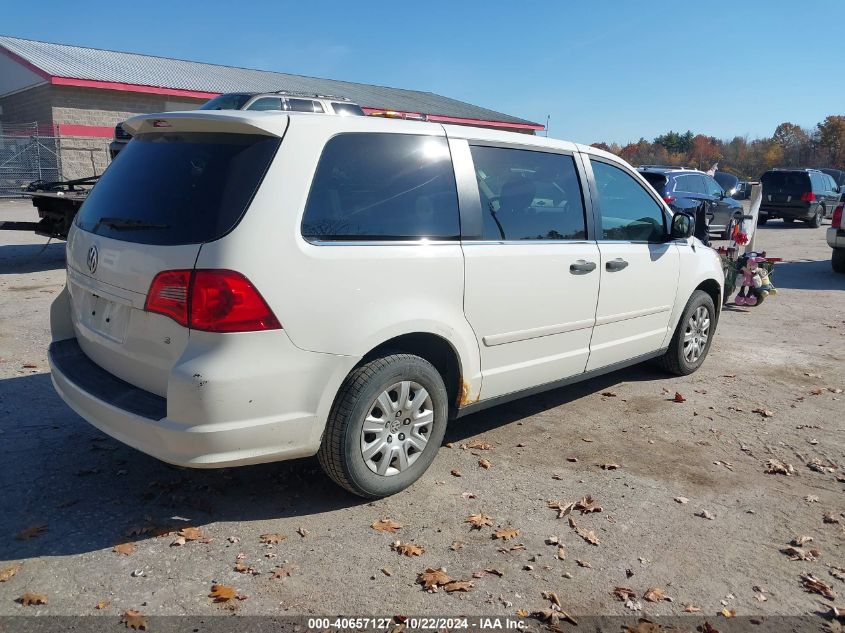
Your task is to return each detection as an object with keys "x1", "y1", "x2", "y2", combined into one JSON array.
[{"x1": 49, "y1": 110, "x2": 724, "y2": 498}]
